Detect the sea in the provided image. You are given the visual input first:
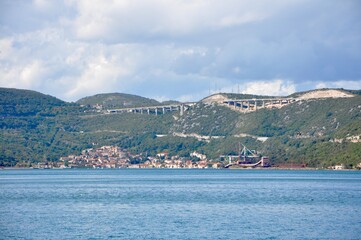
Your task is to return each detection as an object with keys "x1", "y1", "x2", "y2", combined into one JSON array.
[{"x1": 0, "y1": 169, "x2": 360, "y2": 240}]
